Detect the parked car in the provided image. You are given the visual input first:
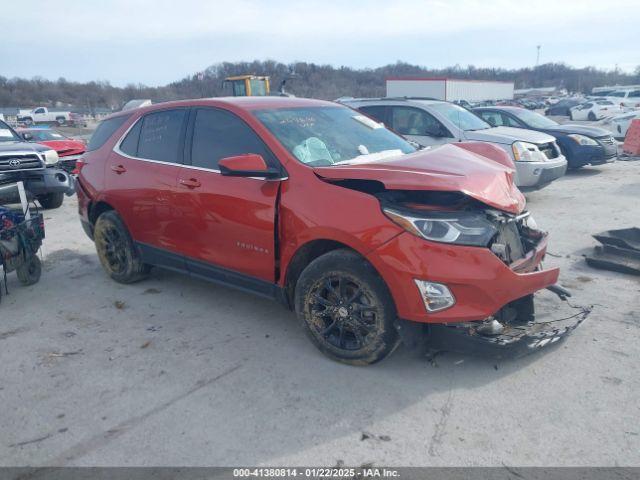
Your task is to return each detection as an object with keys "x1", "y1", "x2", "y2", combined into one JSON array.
[
  {"x1": 569, "y1": 100, "x2": 623, "y2": 121},
  {"x1": 340, "y1": 98, "x2": 567, "y2": 190},
  {"x1": 76, "y1": 97, "x2": 581, "y2": 365},
  {"x1": 599, "y1": 110, "x2": 640, "y2": 140},
  {"x1": 17, "y1": 107, "x2": 83, "y2": 127},
  {"x1": 17, "y1": 127, "x2": 86, "y2": 173},
  {"x1": 544, "y1": 99, "x2": 582, "y2": 116},
  {"x1": 0, "y1": 119, "x2": 74, "y2": 209},
  {"x1": 474, "y1": 106, "x2": 618, "y2": 168},
  {"x1": 605, "y1": 89, "x2": 640, "y2": 110}
]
